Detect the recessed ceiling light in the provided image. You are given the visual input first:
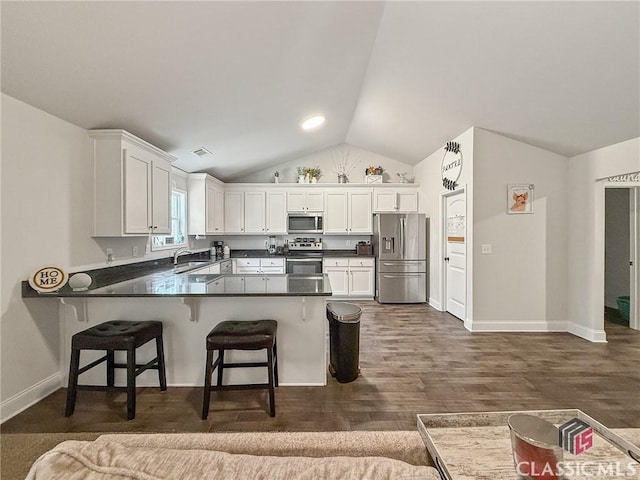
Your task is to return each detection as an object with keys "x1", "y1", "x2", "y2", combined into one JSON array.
[
  {"x1": 301, "y1": 115, "x2": 326, "y2": 131},
  {"x1": 192, "y1": 147, "x2": 212, "y2": 157}
]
